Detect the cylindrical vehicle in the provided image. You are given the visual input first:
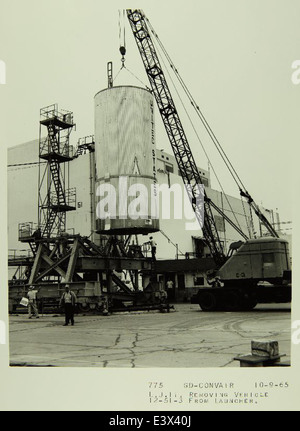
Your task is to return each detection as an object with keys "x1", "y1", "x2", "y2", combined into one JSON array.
[{"x1": 94, "y1": 85, "x2": 159, "y2": 234}]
